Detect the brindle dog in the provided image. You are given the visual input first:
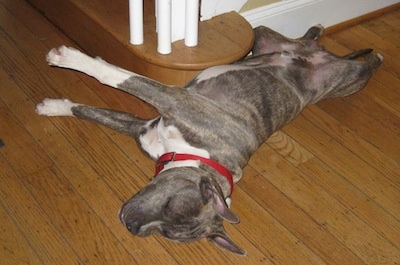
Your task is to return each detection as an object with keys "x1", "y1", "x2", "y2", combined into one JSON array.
[{"x1": 36, "y1": 25, "x2": 382, "y2": 255}]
